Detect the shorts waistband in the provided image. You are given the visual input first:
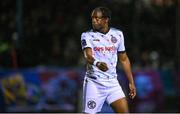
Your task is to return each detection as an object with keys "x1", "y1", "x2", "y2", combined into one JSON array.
[
  {"x1": 97, "y1": 75, "x2": 116, "y2": 79},
  {"x1": 86, "y1": 74, "x2": 116, "y2": 80}
]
